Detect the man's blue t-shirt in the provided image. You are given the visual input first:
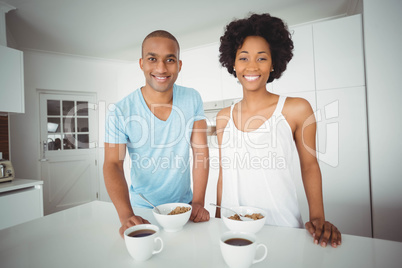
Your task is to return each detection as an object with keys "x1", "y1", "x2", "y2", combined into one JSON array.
[{"x1": 105, "y1": 84, "x2": 205, "y2": 208}]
